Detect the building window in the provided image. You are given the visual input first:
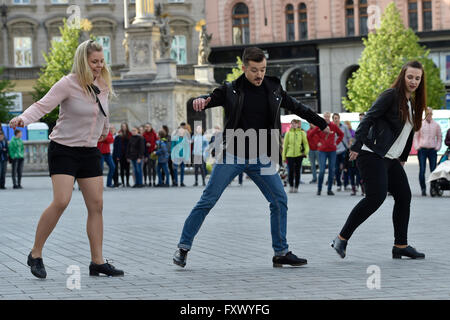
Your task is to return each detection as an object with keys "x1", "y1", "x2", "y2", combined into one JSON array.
[
  {"x1": 13, "y1": 0, "x2": 30, "y2": 4},
  {"x1": 345, "y1": 0, "x2": 355, "y2": 36},
  {"x1": 51, "y1": 0, "x2": 69, "y2": 3},
  {"x1": 359, "y1": 0, "x2": 368, "y2": 35},
  {"x1": 232, "y1": 3, "x2": 250, "y2": 45},
  {"x1": 14, "y1": 37, "x2": 32, "y2": 67},
  {"x1": 423, "y1": 0, "x2": 432, "y2": 31},
  {"x1": 408, "y1": 0, "x2": 418, "y2": 31},
  {"x1": 91, "y1": 0, "x2": 109, "y2": 3},
  {"x1": 95, "y1": 36, "x2": 111, "y2": 65},
  {"x1": 446, "y1": 54, "x2": 450, "y2": 82},
  {"x1": 170, "y1": 35, "x2": 187, "y2": 65},
  {"x1": 285, "y1": 4, "x2": 295, "y2": 41},
  {"x1": 298, "y1": 3, "x2": 308, "y2": 40}
]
